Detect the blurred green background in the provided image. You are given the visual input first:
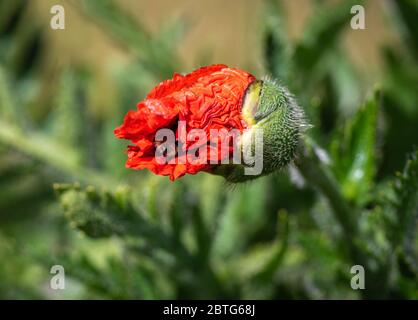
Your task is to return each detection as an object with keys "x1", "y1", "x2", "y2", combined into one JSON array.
[{"x1": 0, "y1": 0, "x2": 417, "y2": 299}]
